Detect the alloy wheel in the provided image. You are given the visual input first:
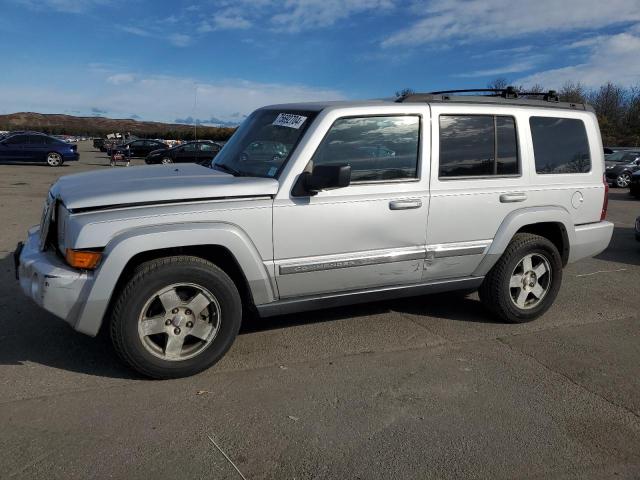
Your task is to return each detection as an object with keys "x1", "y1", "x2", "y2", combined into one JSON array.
[
  {"x1": 137, "y1": 283, "x2": 221, "y2": 361},
  {"x1": 509, "y1": 253, "x2": 552, "y2": 310},
  {"x1": 47, "y1": 153, "x2": 62, "y2": 166},
  {"x1": 616, "y1": 173, "x2": 631, "y2": 188}
]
